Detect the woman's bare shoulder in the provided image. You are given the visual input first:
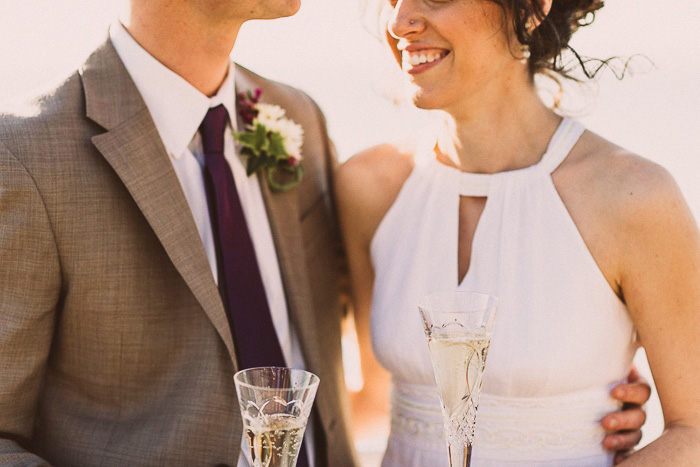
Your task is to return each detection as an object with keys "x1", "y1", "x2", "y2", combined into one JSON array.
[
  {"x1": 556, "y1": 130, "x2": 696, "y2": 296},
  {"x1": 335, "y1": 142, "x2": 417, "y2": 246},
  {"x1": 561, "y1": 131, "x2": 684, "y2": 220},
  {"x1": 337, "y1": 142, "x2": 415, "y2": 194}
]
